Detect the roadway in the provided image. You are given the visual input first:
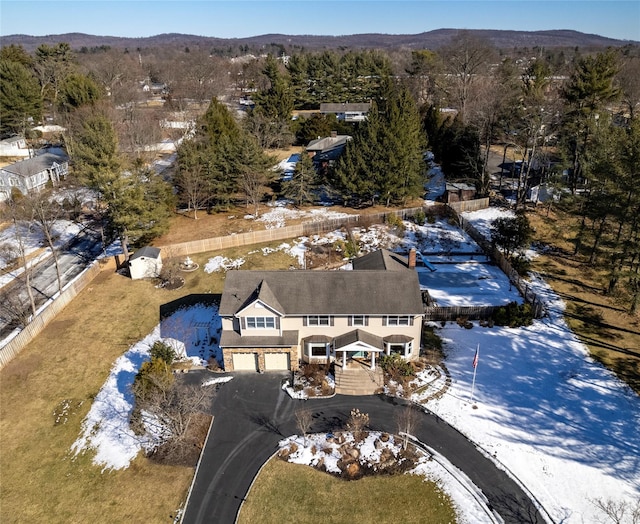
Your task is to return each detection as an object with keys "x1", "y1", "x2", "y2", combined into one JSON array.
[{"x1": 0, "y1": 225, "x2": 105, "y2": 340}]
